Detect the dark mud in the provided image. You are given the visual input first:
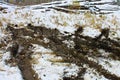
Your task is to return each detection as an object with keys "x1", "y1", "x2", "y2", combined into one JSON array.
[
  {"x1": 8, "y1": 39, "x2": 40, "y2": 80},
  {"x1": 0, "y1": 0, "x2": 120, "y2": 80},
  {"x1": 4, "y1": 24, "x2": 120, "y2": 80}
]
